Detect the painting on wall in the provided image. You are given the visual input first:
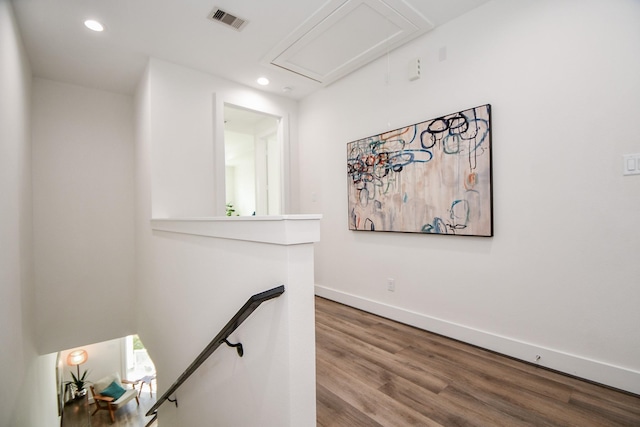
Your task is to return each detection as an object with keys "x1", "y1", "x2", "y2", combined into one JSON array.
[{"x1": 347, "y1": 104, "x2": 492, "y2": 236}]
